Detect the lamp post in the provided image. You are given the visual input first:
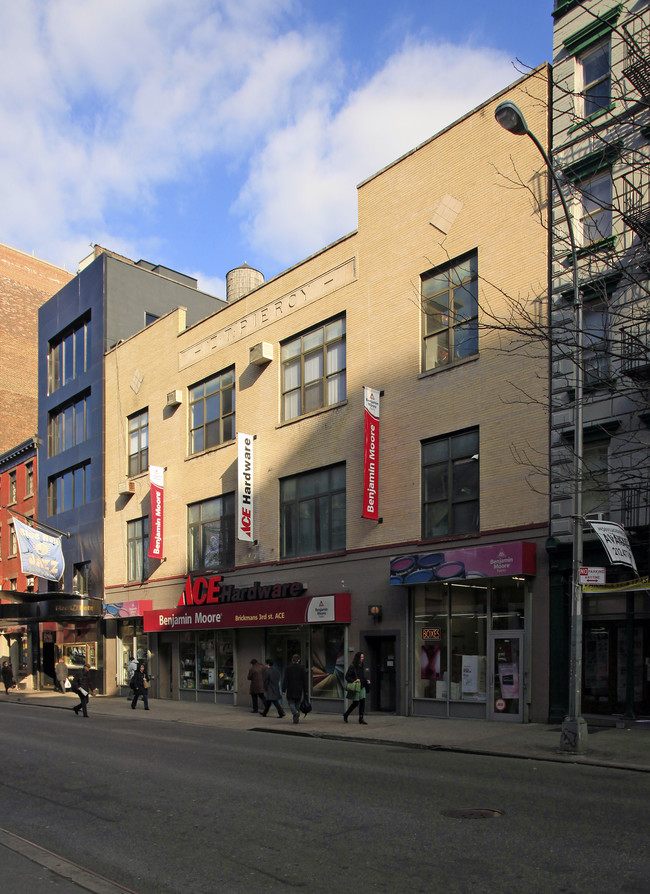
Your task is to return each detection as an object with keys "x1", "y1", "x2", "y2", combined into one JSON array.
[{"x1": 495, "y1": 101, "x2": 588, "y2": 753}]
